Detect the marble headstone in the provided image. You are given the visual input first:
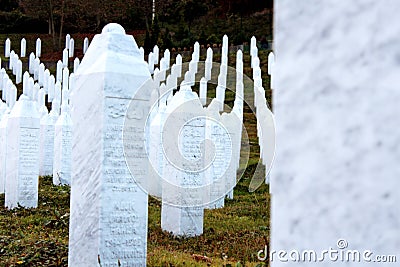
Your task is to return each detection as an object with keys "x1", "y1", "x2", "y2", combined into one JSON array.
[
  {"x1": 5, "y1": 94, "x2": 40, "y2": 209},
  {"x1": 39, "y1": 99, "x2": 59, "y2": 177},
  {"x1": 68, "y1": 23, "x2": 151, "y2": 266},
  {"x1": 20, "y1": 38, "x2": 26, "y2": 58},
  {"x1": 4, "y1": 38, "x2": 10, "y2": 58},
  {"x1": 161, "y1": 85, "x2": 206, "y2": 237},
  {"x1": 83, "y1": 37, "x2": 89, "y2": 54},
  {"x1": 36, "y1": 38, "x2": 41, "y2": 57},
  {"x1": 53, "y1": 90, "x2": 72, "y2": 185}
]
